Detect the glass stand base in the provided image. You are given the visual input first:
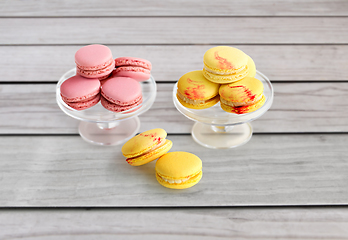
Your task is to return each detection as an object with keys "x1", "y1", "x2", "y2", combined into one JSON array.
[
  {"x1": 191, "y1": 122, "x2": 253, "y2": 149},
  {"x1": 78, "y1": 117, "x2": 140, "y2": 146}
]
